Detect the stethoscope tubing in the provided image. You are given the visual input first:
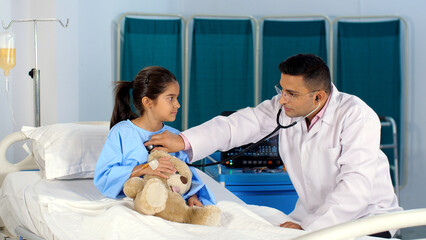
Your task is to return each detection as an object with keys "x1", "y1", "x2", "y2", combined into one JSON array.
[{"x1": 186, "y1": 108, "x2": 297, "y2": 167}]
